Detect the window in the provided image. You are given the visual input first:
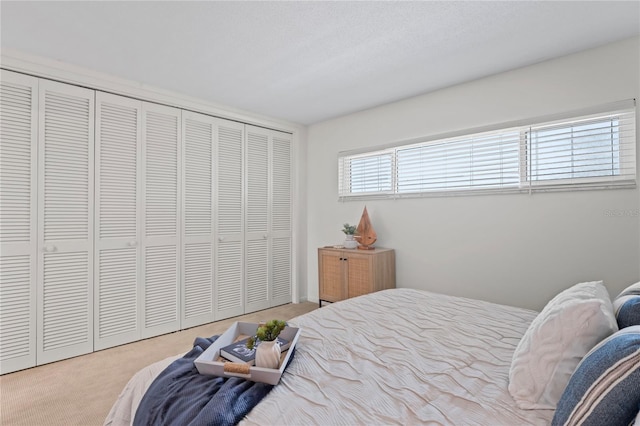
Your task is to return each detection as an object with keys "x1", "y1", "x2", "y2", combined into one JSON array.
[
  {"x1": 338, "y1": 150, "x2": 394, "y2": 196},
  {"x1": 338, "y1": 103, "x2": 636, "y2": 199},
  {"x1": 396, "y1": 130, "x2": 520, "y2": 193},
  {"x1": 527, "y1": 116, "x2": 625, "y2": 183}
]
